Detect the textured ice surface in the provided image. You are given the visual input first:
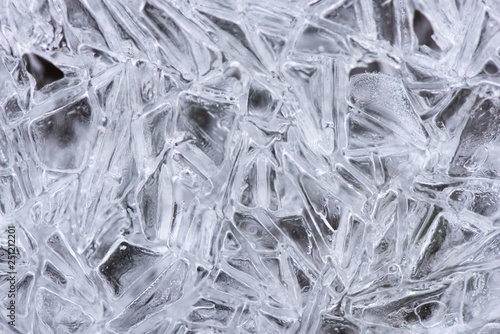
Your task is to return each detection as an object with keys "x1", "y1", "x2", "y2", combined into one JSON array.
[{"x1": 2, "y1": 0, "x2": 500, "y2": 333}]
